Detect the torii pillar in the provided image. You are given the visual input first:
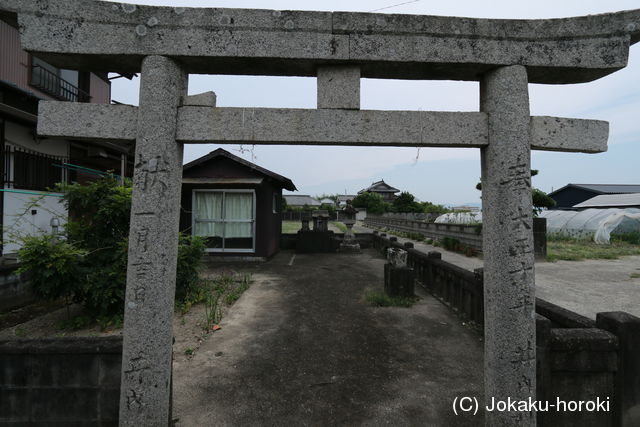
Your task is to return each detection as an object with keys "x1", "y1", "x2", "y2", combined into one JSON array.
[
  {"x1": 481, "y1": 65, "x2": 536, "y2": 425},
  {"x1": 119, "y1": 55, "x2": 186, "y2": 425}
]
